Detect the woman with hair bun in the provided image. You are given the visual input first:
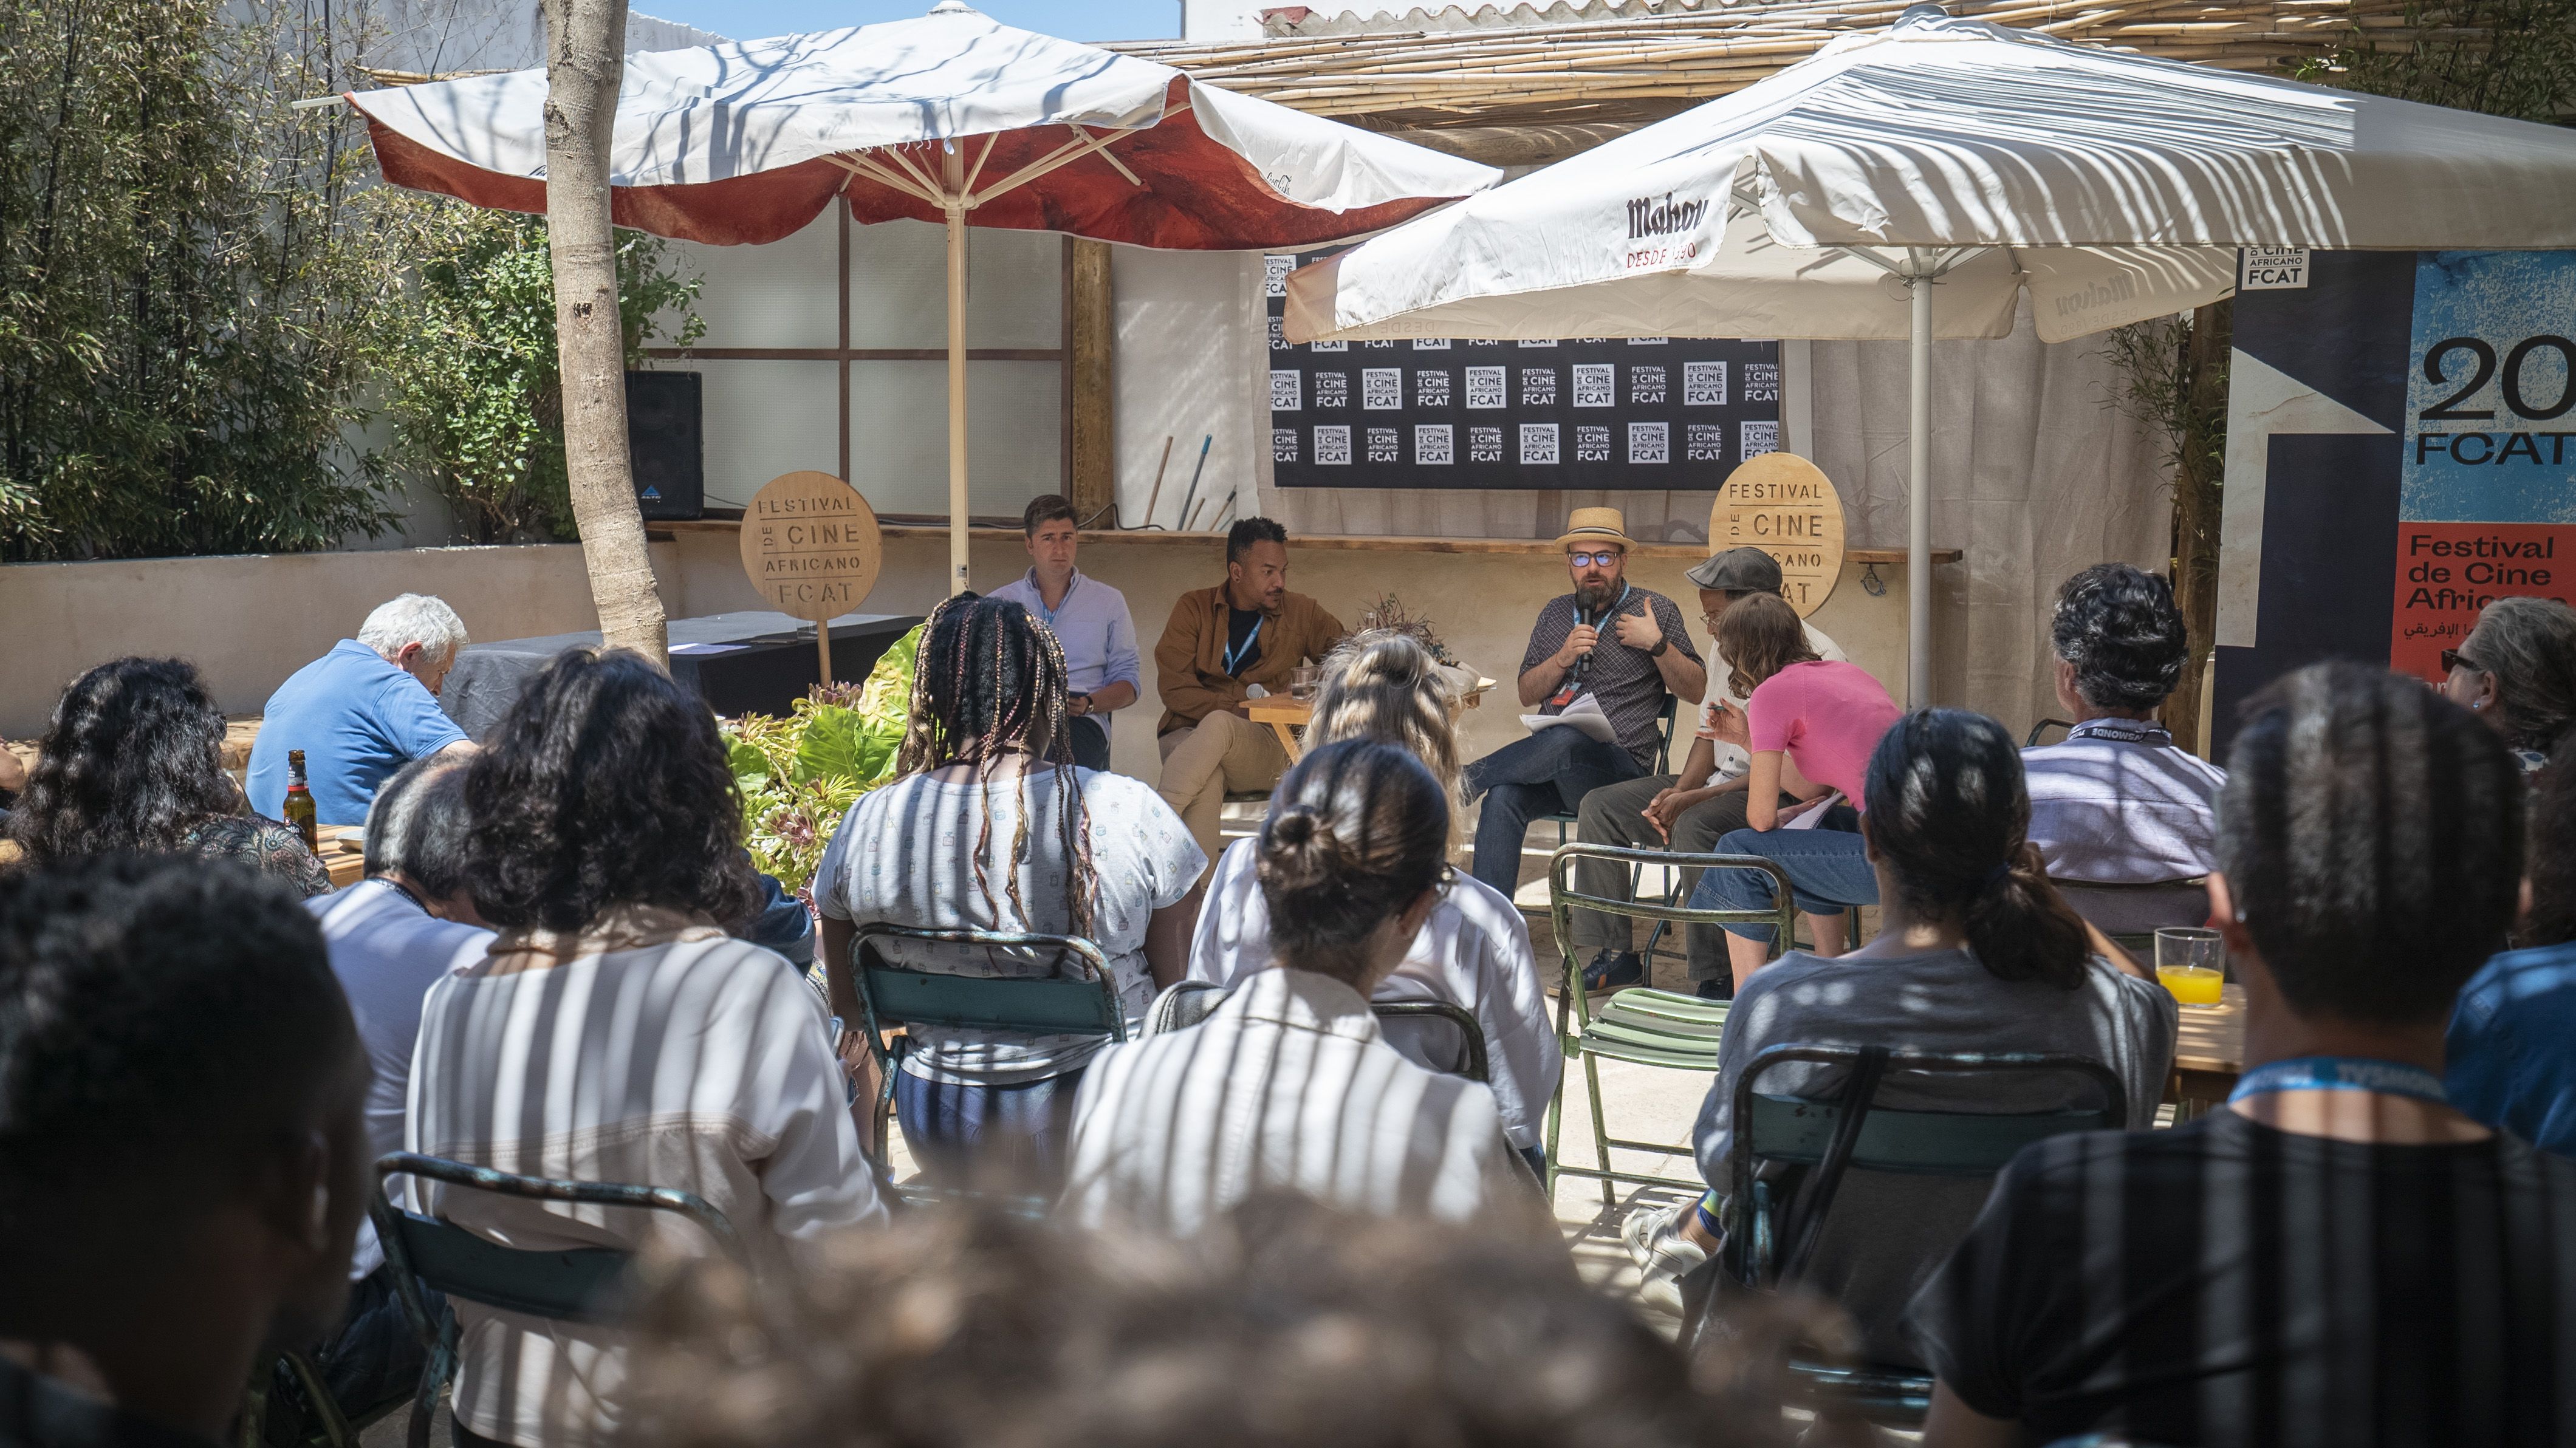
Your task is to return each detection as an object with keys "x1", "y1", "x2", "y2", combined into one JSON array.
[
  {"x1": 1063, "y1": 739, "x2": 1530, "y2": 1236},
  {"x1": 1186, "y1": 630, "x2": 1561, "y2": 1173},
  {"x1": 1623, "y1": 709, "x2": 2176, "y2": 1359}
]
